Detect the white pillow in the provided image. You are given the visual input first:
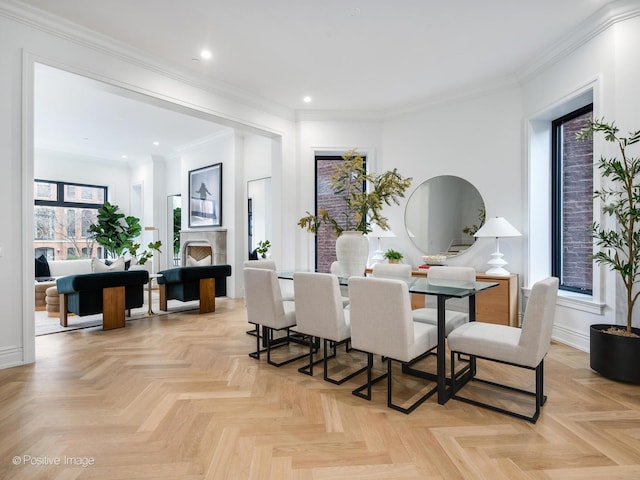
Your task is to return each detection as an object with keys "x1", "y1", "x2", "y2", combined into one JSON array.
[
  {"x1": 91, "y1": 256, "x2": 125, "y2": 272},
  {"x1": 186, "y1": 255, "x2": 211, "y2": 266}
]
